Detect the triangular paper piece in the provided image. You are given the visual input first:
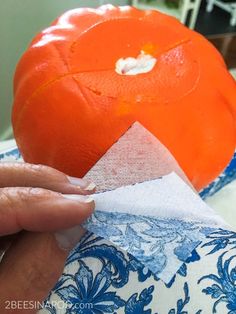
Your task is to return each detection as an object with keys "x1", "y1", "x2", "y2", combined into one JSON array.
[
  {"x1": 83, "y1": 121, "x2": 226, "y2": 284},
  {"x1": 84, "y1": 122, "x2": 192, "y2": 192}
]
